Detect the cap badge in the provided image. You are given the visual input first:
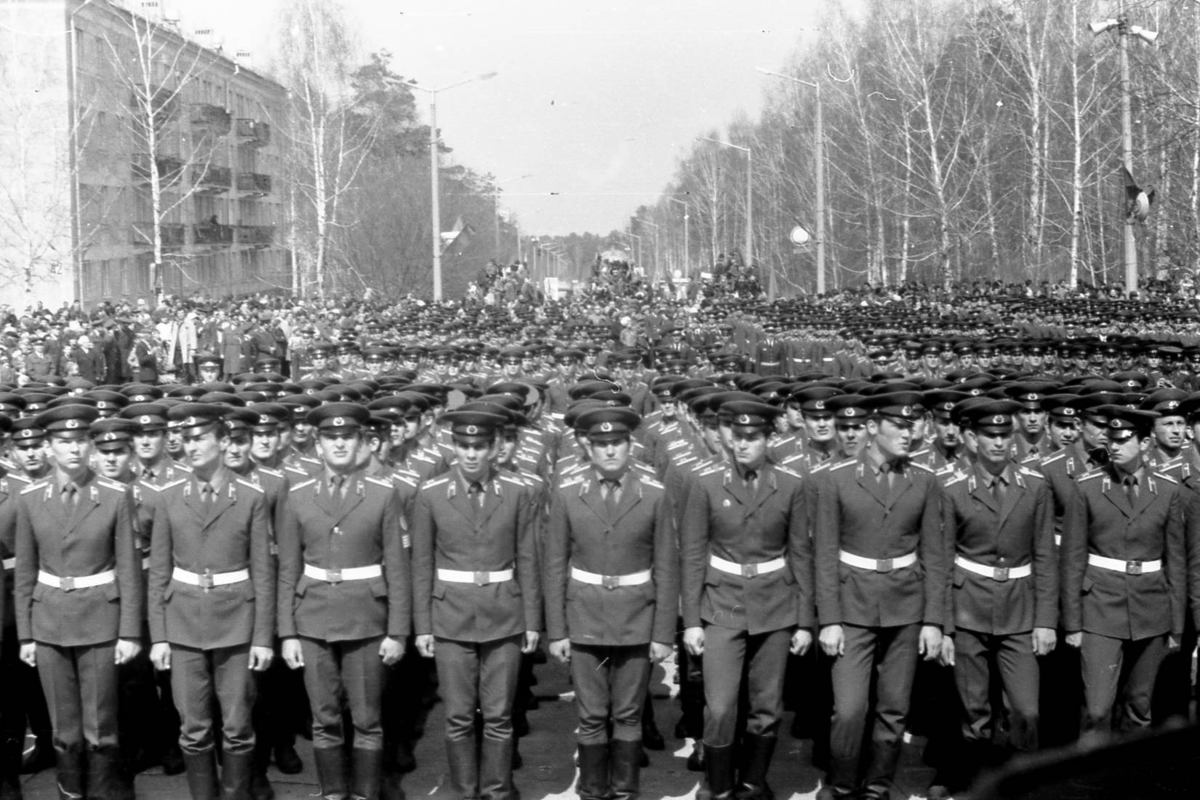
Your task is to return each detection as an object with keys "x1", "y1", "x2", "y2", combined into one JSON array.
[
  {"x1": 140, "y1": 415, "x2": 151, "y2": 424},
  {"x1": 600, "y1": 421, "x2": 613, "y2": 432},
  {"x1": 901, "y1": 406, "x2": 912, "y2": 417},
  {"x1": 815, "y1": 400, "x2": 825, "y2": 410},
  {"x1": 465, "y1": 425, "x2": 478, "y2": 435},
  {"x1": 990, "y1": 415, "x2": 1003, "y2": 424},
  {"x1": 66, "y1": 419, "x2": 79, "y2": 429},
  {"x1": 260, "y1": 415, "x2": 271, "y2": 425},
  {"x1": 738, "y1": 414, "x2": 751, "y2": 425}
]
